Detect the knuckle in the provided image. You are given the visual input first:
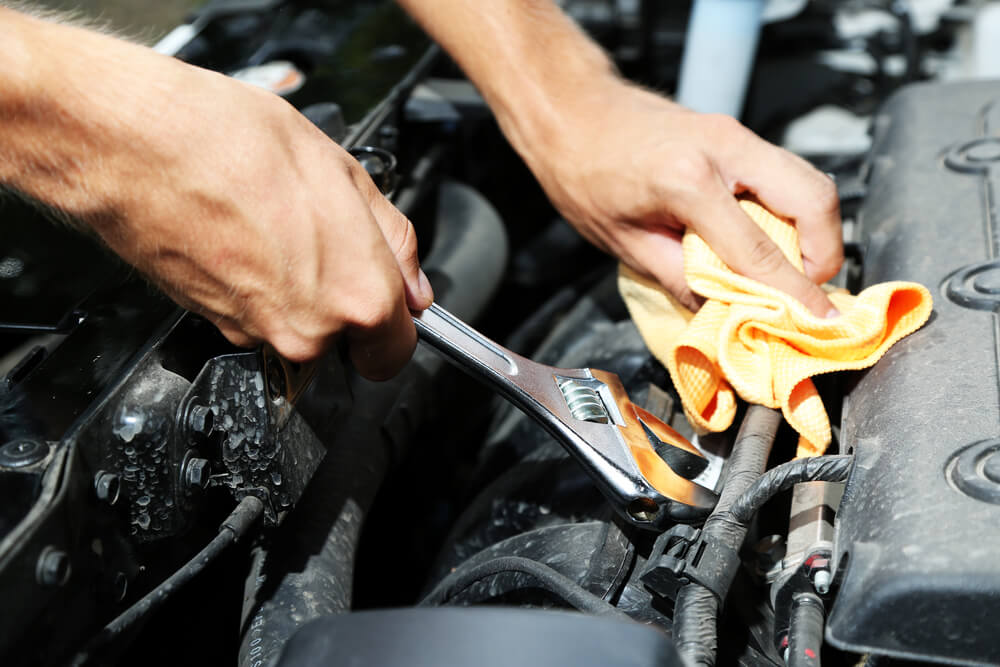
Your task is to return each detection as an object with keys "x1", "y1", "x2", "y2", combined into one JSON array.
[
  {"x1": 823, "y1": 244, "x2": 845, "y2": 272},
  {"x1": 813, "y1": 177, "x2": 840, "y2": 216},
  {"x1": 269, "y1": 331, "x2": 325, "y2": 363},
  {"x1": 746, "y1": 237, "x2": 787, "y2": 275},
  {"x1": 703, "y1": 113, "x2": 744, "y2": 136},
  {"x1": 348, "y1": 285, "x2": 399, "y2": 333},
  {"x1": 384, "y1": 215, "x2": 419, "y2": 266},
  {"x1": 396, "y1": 221, "x2": 419, "y2": 265},
  {"x1": 670, "y1": 151, "x2": 715, "y2": 189}
]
